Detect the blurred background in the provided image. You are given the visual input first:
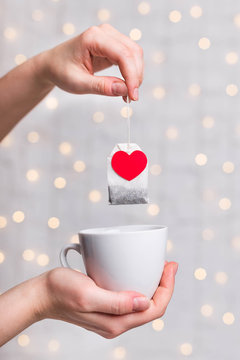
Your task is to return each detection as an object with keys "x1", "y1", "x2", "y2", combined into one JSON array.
[{"x1": 1, "y1": 0, "x2": 240, "y2": 358}]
